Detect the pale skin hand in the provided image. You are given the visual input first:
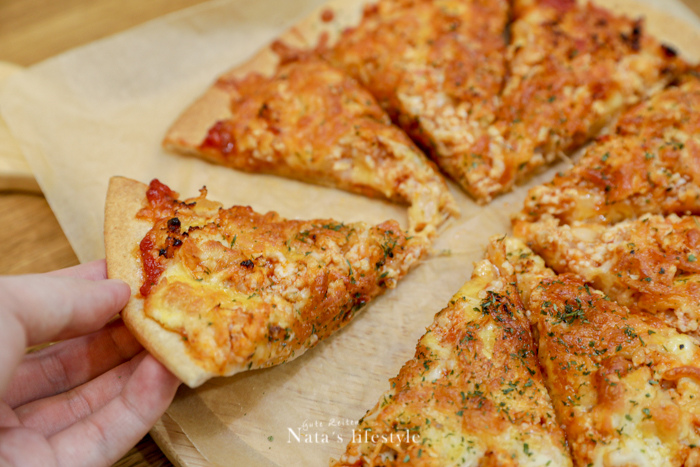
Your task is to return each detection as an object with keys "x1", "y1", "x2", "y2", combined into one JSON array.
[{"x1": 0, "y1": 260, "x2": 181, "y2": 467}]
